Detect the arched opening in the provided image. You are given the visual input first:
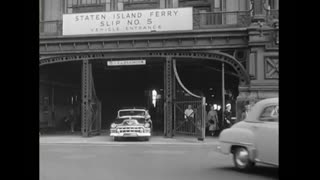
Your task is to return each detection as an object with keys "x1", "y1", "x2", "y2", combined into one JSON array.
[{"x1": 39, "y1": 51, "x2": 249, "y2": 136}]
